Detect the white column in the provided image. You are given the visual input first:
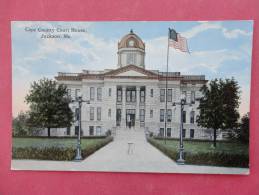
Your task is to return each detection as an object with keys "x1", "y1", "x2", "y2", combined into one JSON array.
[
  {"x1": 121, "y1": 86, "x2": 126, "y2": 128},
  {"x1": 135, "y1": 86, "x2": 140, "y2": 128}
]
